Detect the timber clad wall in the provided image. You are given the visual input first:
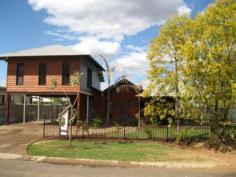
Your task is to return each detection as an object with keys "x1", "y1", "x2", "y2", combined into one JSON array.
[
  {"x1": 7, "y1": 56, "x2": 80, "y2": 93},
  {"x1": 103, "y1": 88, "x2": 139, "y2": 122}
]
